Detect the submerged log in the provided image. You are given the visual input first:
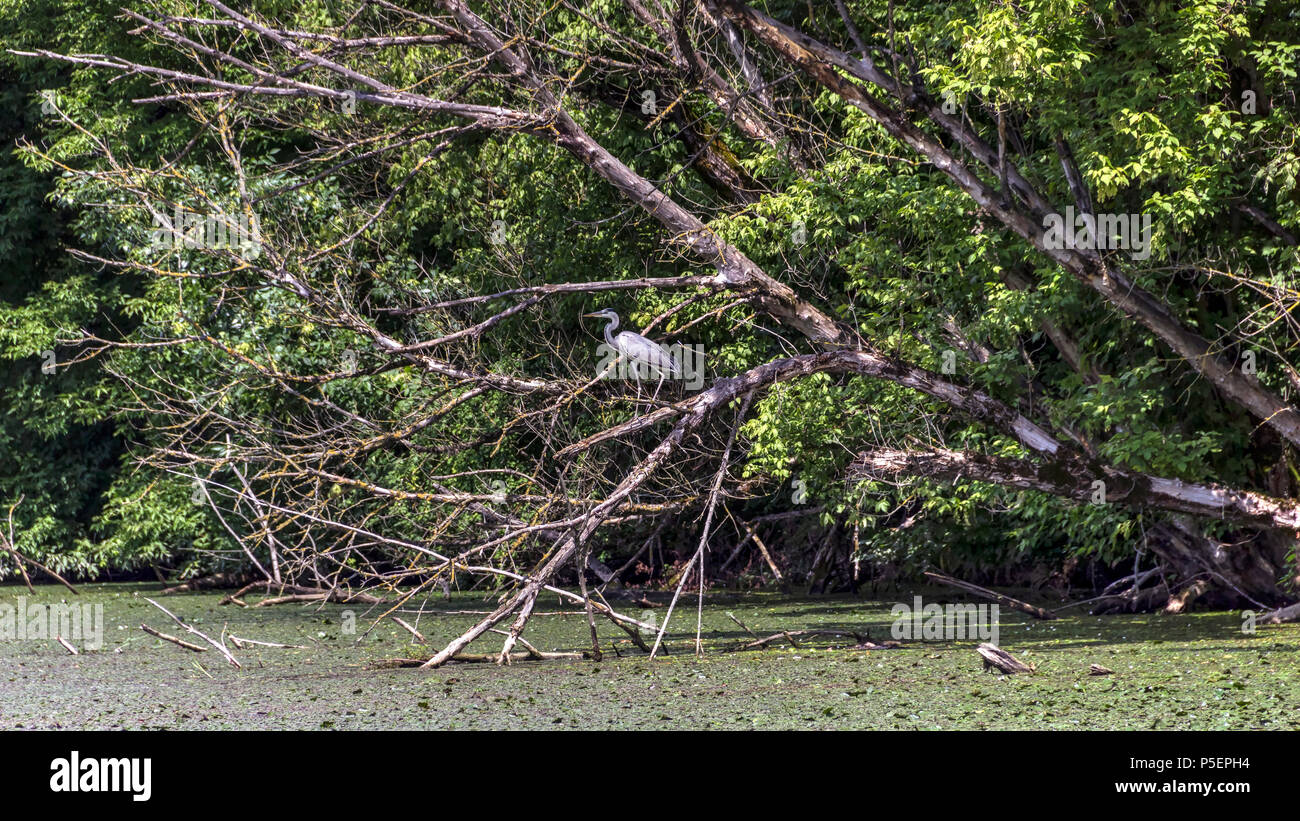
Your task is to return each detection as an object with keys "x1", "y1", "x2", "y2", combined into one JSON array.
[
  {"x1": 224, "y1": 584, "x2": 387, "y2": 607},
  {"x1": 851, "y1": 640, "x2": 901, "y2": 650},
  {"x1": 977, "y1": 643, "x2": 1034, "y2": 674},
  {"x1": 737, "y1": 628, "x2": 866, "y2": 650},
  {"x1": 161, "y1": 570, "x2": 254, "y2": 594},
  {"x1": 227, "y1": 635, "x2": 307, "y2": 649},
  {"x1": 376, "y1": 650, "x2": 587, "y2": 668}
]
